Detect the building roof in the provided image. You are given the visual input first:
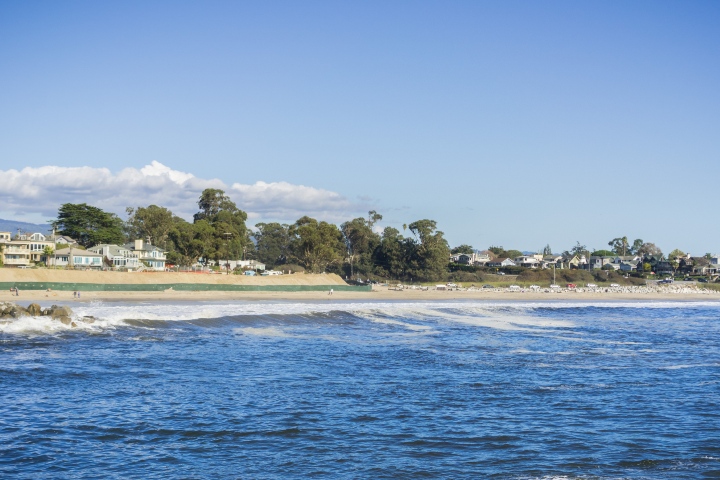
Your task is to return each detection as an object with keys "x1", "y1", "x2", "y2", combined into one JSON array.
[{"x1": 55, "y1": 247, "x2": 104, "y2": 257}]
